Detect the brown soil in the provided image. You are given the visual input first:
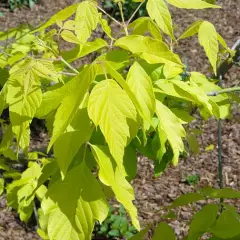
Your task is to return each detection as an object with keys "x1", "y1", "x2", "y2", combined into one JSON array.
[{"x1": 0, "y1": 0, "x2": 240, "y2": 239}]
